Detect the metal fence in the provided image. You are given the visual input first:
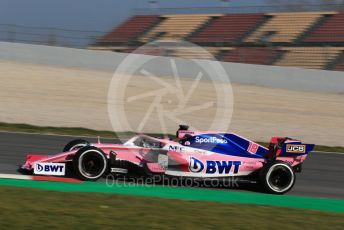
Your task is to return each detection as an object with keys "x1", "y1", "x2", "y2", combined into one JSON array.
[
  {"x1": 134, "y1": 4, "x2": 344, "y2": 15},
  {"x1": 0, "y1": 24, "x2": 106, "y2": 48}
]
